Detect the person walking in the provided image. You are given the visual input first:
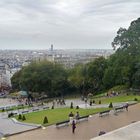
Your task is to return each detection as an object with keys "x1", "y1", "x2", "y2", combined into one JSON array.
[
  {"x1": 125, "y1": 102, "x2": 129, "y2": 111},
  {"x1": 72, "y1": 120, "x2": 76, "y2": 133}
]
